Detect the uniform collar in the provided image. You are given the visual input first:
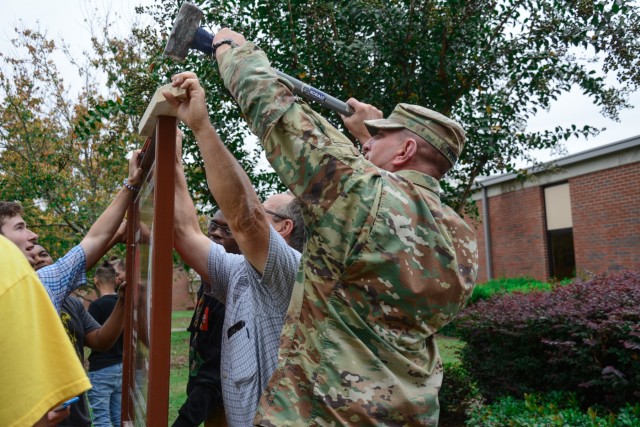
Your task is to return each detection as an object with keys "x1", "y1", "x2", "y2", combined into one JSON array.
[{"x1": 395, "y1": 170, "x2": 441, "y2": 196}]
